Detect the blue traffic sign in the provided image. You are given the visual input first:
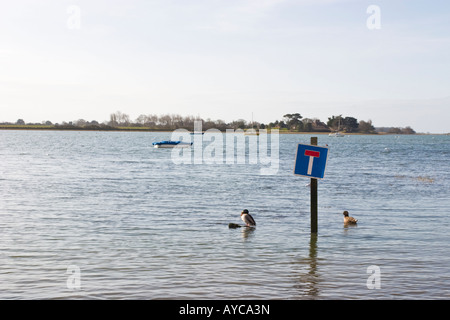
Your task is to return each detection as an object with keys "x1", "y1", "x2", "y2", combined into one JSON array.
[{"x1": 294, "y1": 144, "x2": 329, "y2": 179}]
